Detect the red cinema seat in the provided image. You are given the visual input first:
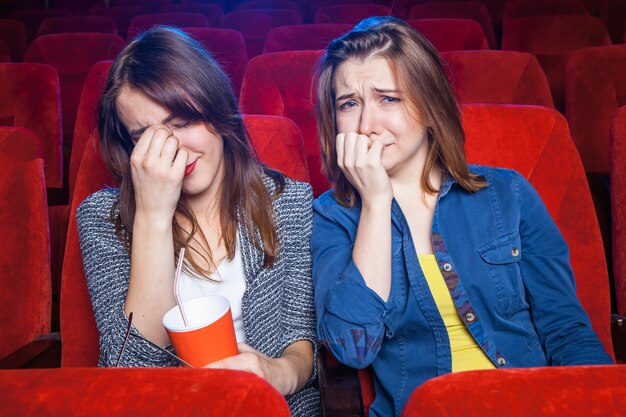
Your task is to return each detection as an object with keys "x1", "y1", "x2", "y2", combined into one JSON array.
[
  {"x1": 503, "y1": 0, "x2": 588, "y2": 19},
  {"x1": 611, "y1": 106, "x2": 626, "y2": 317},
  {"x1": 565, "y1": 44, "x2": 626, "y2": 174},
  {"x1": 222, "y1": 9, "x2": 302, "y2": 58},
  {"x1": 263, "y1": 23, "x2": 352, "y2": 53},
  {"x1": 0, "y1": 63, "x2": 63, "y2": 188},
  {"x1": 0, "y1": 127, "x2": 51, "y2": 361},
  {"x1": 302, "y1": 0, "x2": 374, "y2": 23},
  {"x1": 127, "y1": 12, "x2": 209, "y2": 41},
  {"x1": 240, "y1": 50, "x2": 329, "y2": 195},
  {"x1": 0, "y1": 368, "x2": 291, "y2": 417},
  {"x1": 9, "y1": 9, "x2": 70, "y2": 43},
  {"x1": 36, "y1": 16, "x2": 118, "y2": 37},
  {"x1": 111, "y1": 0, "x2": 171, "y2": 14},
  {"x1": 88, "y1": 6, "x2": 144, "y2": 39},
  {"x1": 600, "y1": 0, "x2": 626, "y2": 45},
  {"x1": 319, "y1": 104, "x2": 616, "y2": 417},
  {"x1": 502, "y1": 15, "x2": 611, "y2": 112},
  {"x1": 24, "y1": 33, "x2": 125, "y2": 150},
  {"x1": 442, "y1": 50, "x2": 554, "y2": 108},
  {"x1": 0, "y1": 19, "x2": 27, "y2": 62},
  {"x1": 409, "y1": 2, "x2": 496, "y2": 49},
  {"x1": 235, "y1": 0, "x2": 300, "y2": 12},
  {"x1": 408, "y1": 18, "x2": 489, "y2": 53},
  {"x1": 244, "y1": 114, "x2": 309, "y2": 183},
  {"x1": 402, "y1": 365, "x2": 626, "y2": 417},
  {"x1": 313, "y1": 4, "x2": 391, "y2": 25},
  {"x1": 183, "y1": 28, "x2": 248, "y2": 95},
  {"x1": 161, "y1": 3, "x2": 224, "y2": 27}
]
